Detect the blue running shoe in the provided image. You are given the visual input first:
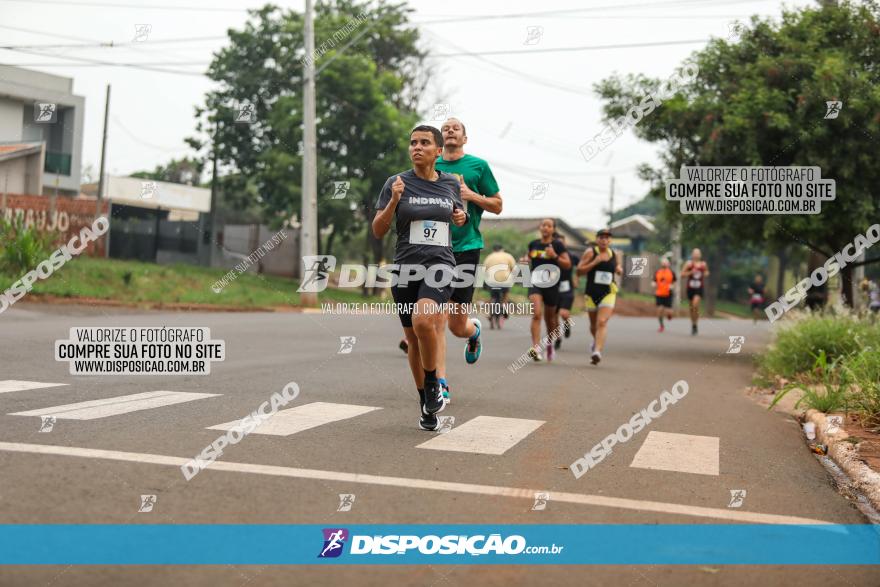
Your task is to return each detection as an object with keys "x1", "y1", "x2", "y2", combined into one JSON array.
[{"x1": 464, "y1": 318, "x2": 482, "y2": 365}]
